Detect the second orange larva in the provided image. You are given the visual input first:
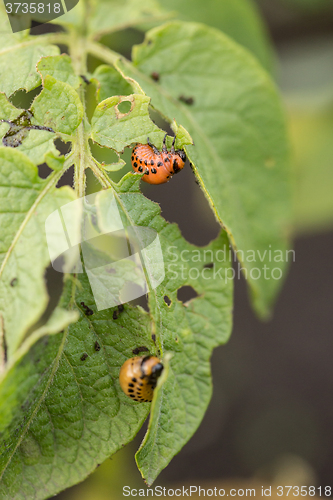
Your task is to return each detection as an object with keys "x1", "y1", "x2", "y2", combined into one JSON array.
[
  {"x1": 131, "y1": 134, "x2": 186, "y2": 185},
  {"x1": 119, "y1": 356, "x2": 164, "y2": 402}
]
